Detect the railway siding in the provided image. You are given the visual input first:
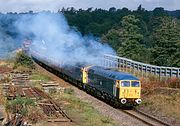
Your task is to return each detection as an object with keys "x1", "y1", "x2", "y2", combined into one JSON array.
[
  {"x1": 2, "y1": 71, "x2": 72, "y2": 125},
  {"x1": 6, "y1": 85, "x2": 72, "y2": 122}
]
